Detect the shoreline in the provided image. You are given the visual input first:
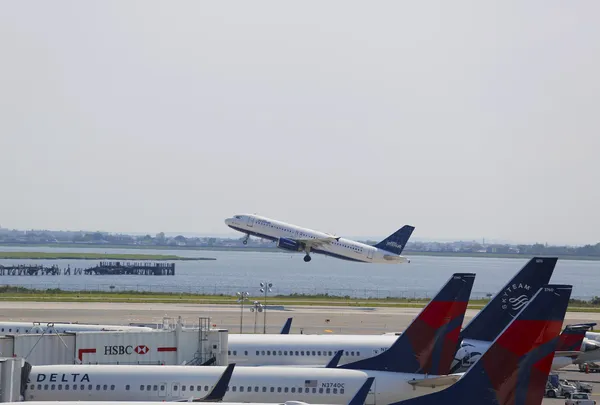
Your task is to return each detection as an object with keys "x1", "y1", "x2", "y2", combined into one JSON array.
[
  {"x1": 0, "y1": 243, "x2": 599, "y2": 261},
  {"x1": 0, "y1": 252, "x2": 215, "y2": 261}
]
